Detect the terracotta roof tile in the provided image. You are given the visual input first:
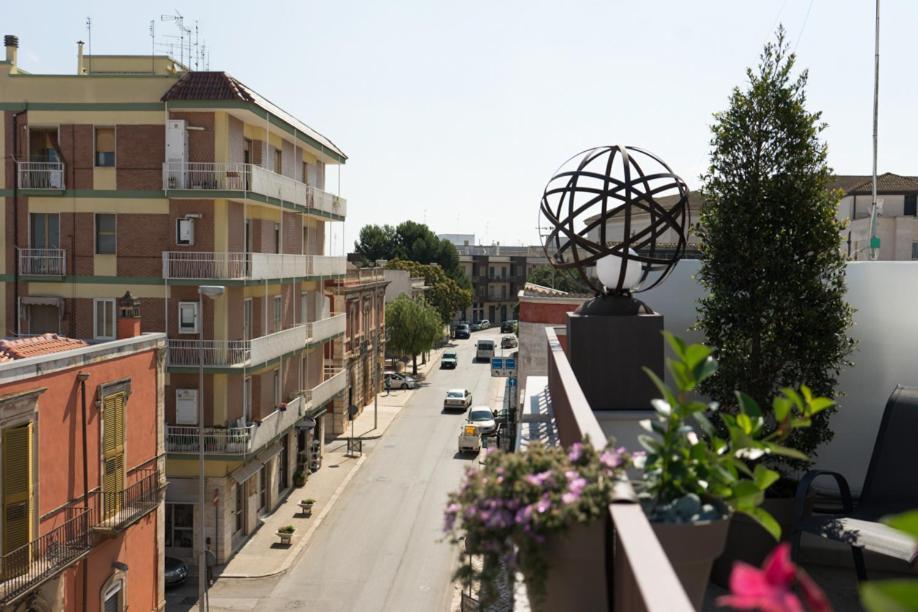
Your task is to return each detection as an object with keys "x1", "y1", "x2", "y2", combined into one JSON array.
[
  {"x1": 0, "y1": 334, "x2": 88, "y2": 361},
  {"x1": 161, "y1": 72, "x2": 253, "y2": 102},
  {"x1": 833, "y1": 173, "x2": 918, "y2": 195}
]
